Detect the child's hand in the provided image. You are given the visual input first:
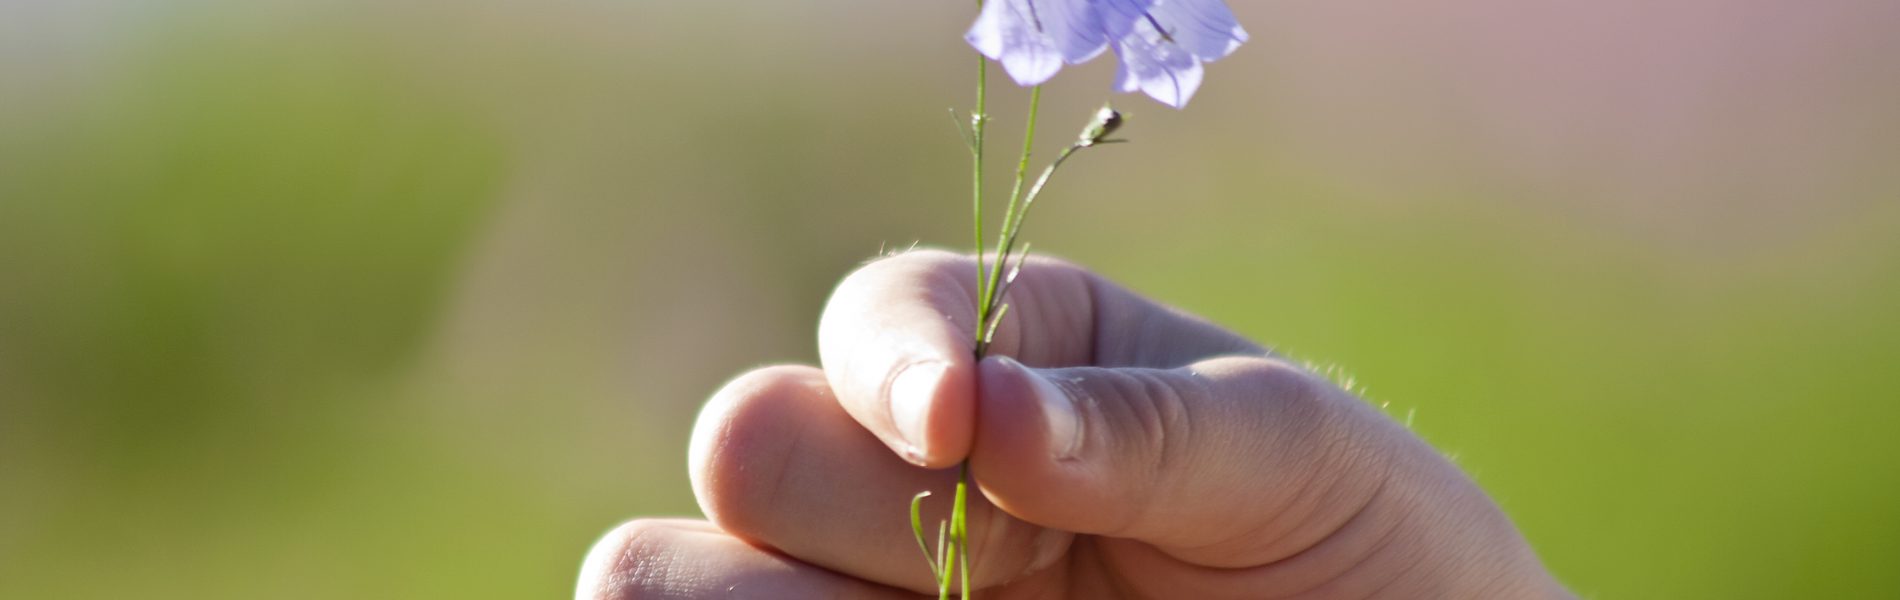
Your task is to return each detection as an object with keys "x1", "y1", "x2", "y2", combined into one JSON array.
[{"x1": 578, "y1": 250, "x2": 1570, "y2": 599}]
